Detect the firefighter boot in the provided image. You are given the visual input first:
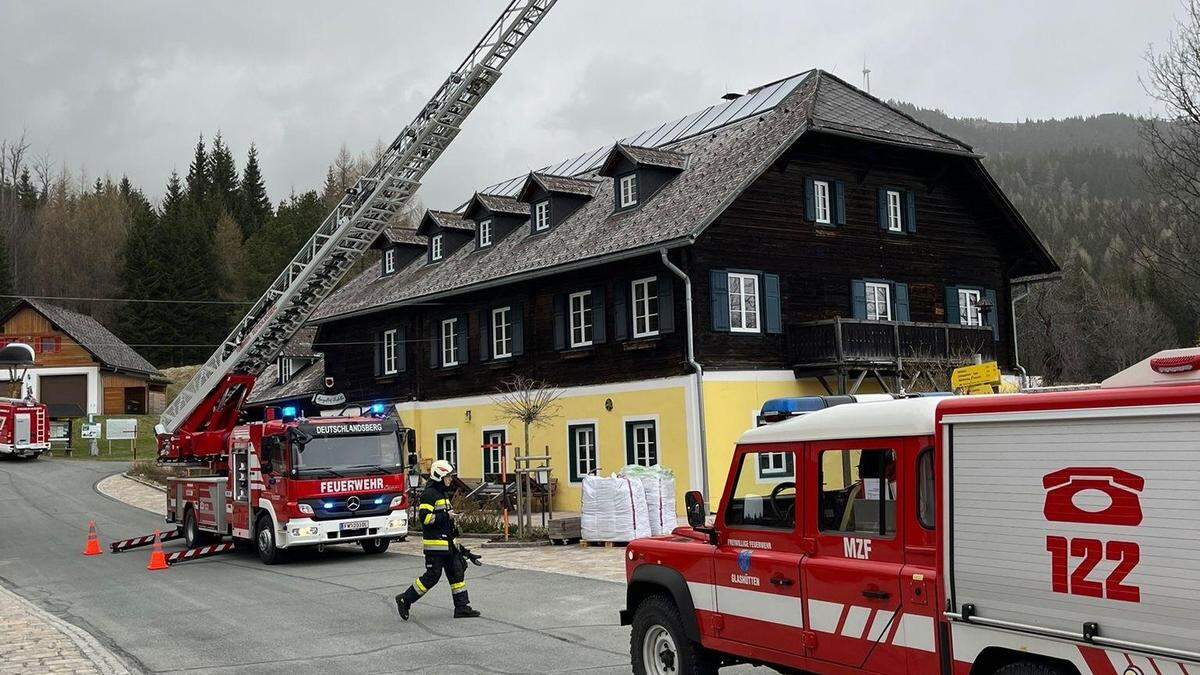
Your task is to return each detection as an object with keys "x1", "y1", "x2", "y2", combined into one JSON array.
[
  {"x1": 394, "y1": 594, "x2": 411, "y2": 621},
  {"x1": 452, "y1": 586, "x2": 480, "y2": 618}
]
